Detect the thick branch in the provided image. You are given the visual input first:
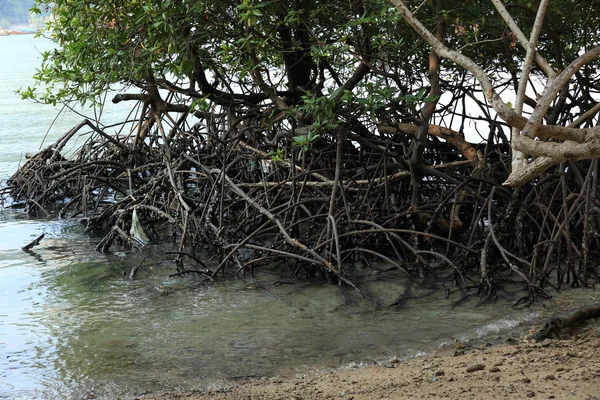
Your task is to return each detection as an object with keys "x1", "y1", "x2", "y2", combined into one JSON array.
[
  {"x1": 490, "y1": 0, "x2": 555, "y2": 78},
  {"x1": 192, "y1": 62, "x2": 267, "y2": 105},
  {"x1": 379, "y1": 122, "x2": 478, "y2": 162},
  {"x1": 522, "y1": 46, "x2": 600, "y2": 139},
  {"x1": 510, "y1": 0, "x2": 549, "y2": 175},
  {"x1": 513, "y1": 135, "x2": 600, "y2": 161},
  {"x1": 389, "y1": 0, "x2": 517, "y2": 126}
]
